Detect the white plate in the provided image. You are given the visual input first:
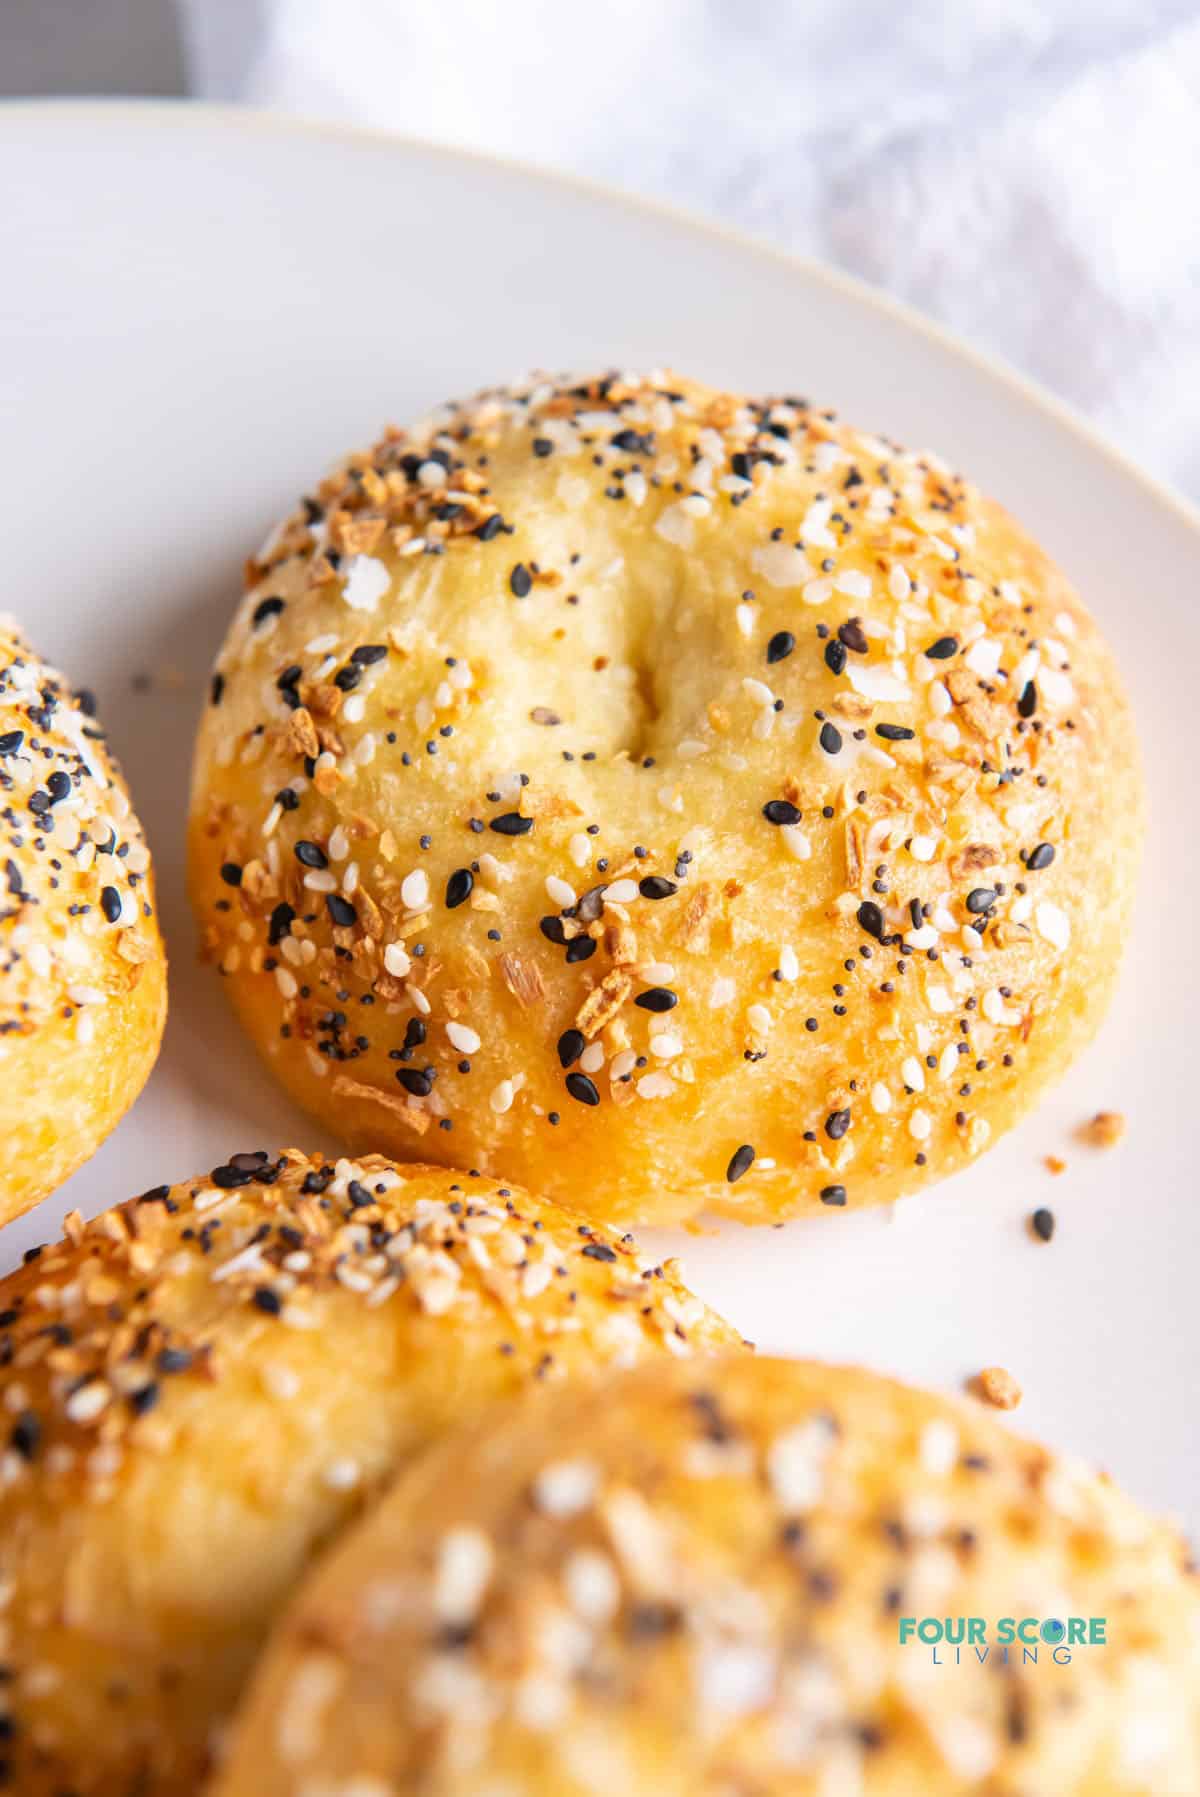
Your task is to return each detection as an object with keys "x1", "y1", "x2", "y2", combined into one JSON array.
[{"x1": 1, "y1": 101, "x2": 1195, "y2": 1526}]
